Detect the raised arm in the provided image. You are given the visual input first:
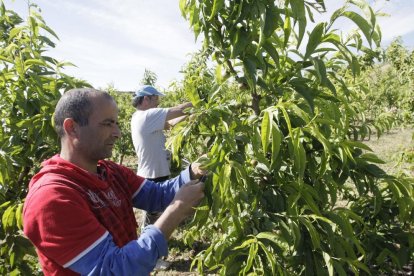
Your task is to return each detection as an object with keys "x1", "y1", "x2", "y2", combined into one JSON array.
[
  {"x1": 132, "y1": 163, "x2": 206, "y2": 212},
  {"x1": 164, "y1": 102, "x2": 193, "y2": 129}
]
